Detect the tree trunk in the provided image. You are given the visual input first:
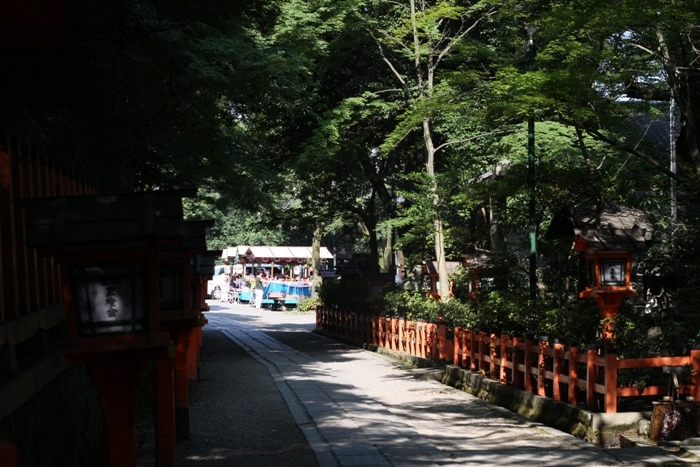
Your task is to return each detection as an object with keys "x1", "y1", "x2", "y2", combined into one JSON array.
[
  {"x1": 489, "y1": 196, "x2": 505, "y2": 256},
  {"x1": 425, "y1": 116, "x2": 450, "y2": 302},
  {"x1": 411, "y1": 0, "x2": 450, "y2": 302},
  {"x1": 311, "y1": 224, "x2": 322, "y2": 295},
  {"x1": 379, "y1": 224, "x2": 393, "y2": 273},
  {"x1": 677, "y1": 70, "x2": 700, "y2": 176},
  {"x1": 656, "y1": 29, "x2": 700, "y2": 175}
]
